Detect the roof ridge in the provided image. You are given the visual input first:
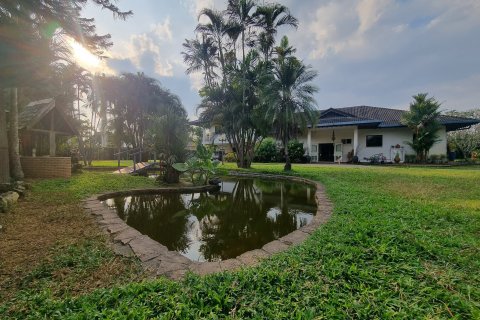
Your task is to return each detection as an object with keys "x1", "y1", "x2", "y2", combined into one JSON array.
[{"x1": 26, "y1": 98, "x2": 54, "y2": 107}]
